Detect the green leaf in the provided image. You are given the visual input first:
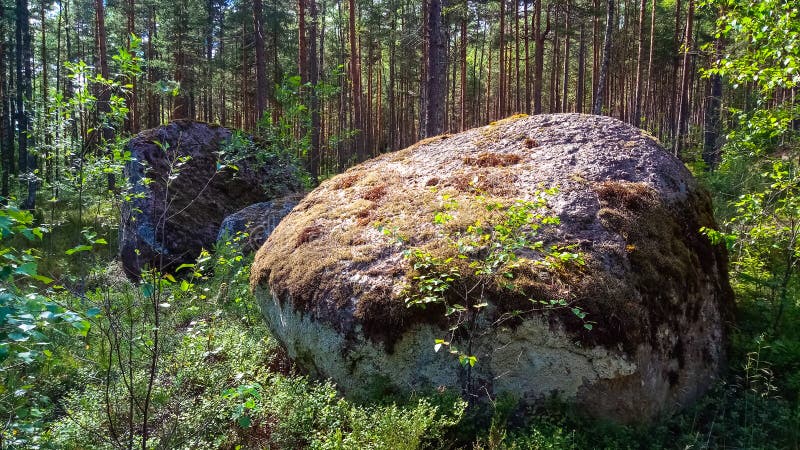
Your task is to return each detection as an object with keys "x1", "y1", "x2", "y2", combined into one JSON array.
[
  {"x1": 71, "y1": 320, "x2": 91, "y2": 336},
  {"x1": 237, "y1": 415, "x2": 252, "y2": 428},
  {"x1": 65, "y1": 245, "x2": 93, "y2": 255},
  {"x1": 32, "y1": 273, "x2": 53, "y2": 284},
  {"x1": 175, "y1": 263, "x2": 195, "y2": 272},
  {"x1": 8, "y1": 331, "x2": 29, "y2": 342},
  {"x1": 14, "y1": 262, "x2": 38, "y2": 276}
]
